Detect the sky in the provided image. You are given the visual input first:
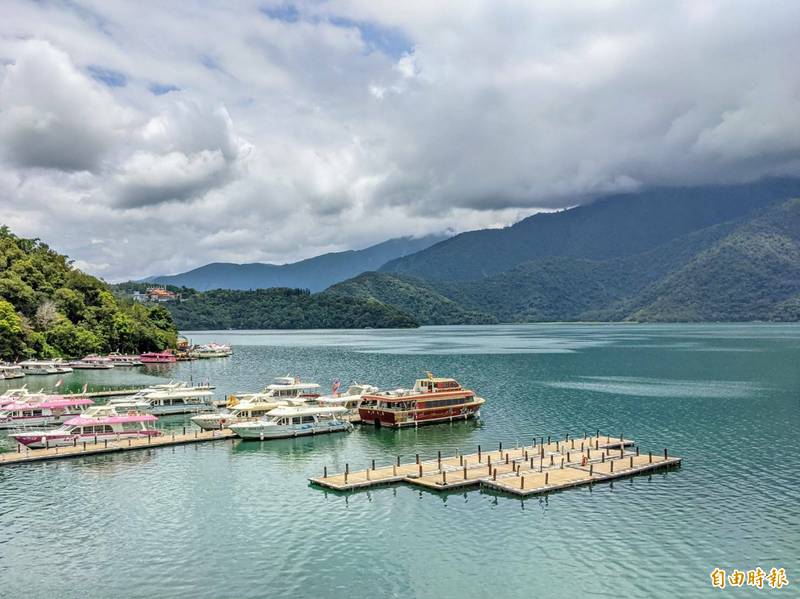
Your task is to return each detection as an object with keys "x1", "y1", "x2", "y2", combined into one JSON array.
[{"x1": 0, "y1": 1, "x2": 799, "y2": 281}]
